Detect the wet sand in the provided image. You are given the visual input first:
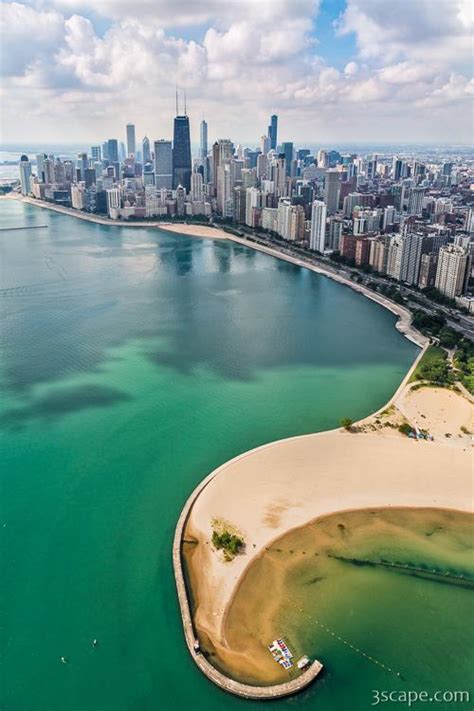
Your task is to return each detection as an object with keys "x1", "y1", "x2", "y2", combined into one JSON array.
[{"x1": 220, "y1": 507, "x2": 474, "y2": 684}]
